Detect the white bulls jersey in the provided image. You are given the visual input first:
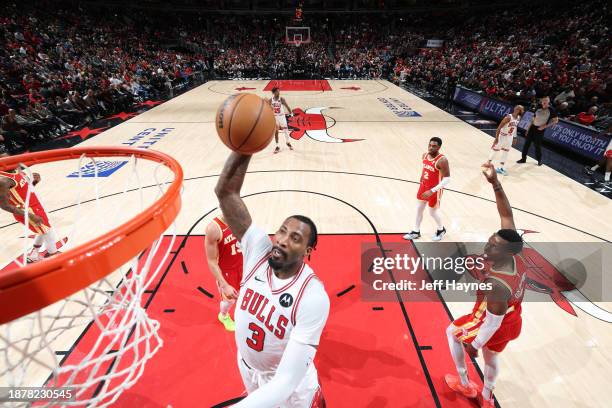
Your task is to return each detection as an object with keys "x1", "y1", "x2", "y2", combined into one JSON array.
[
  {"x1": 499, "y1": 113, "x2": 520, "y2": 138},
  {"x1": 236, "y1": 225, "x2": 329, "y2": 373},
  {"x1": 271, "y1": 97, "x2": 285, "y2": 117}
]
